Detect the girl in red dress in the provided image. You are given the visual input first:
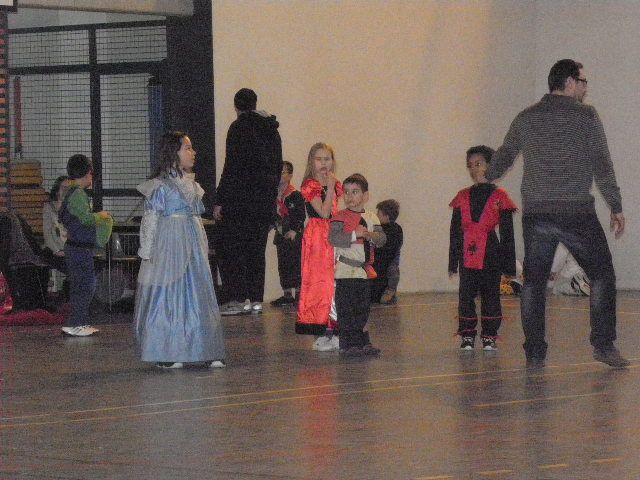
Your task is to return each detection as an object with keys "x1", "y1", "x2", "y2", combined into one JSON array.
[{"x1": 295, "y1": 142, "x2": 343, "y2": 350}]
